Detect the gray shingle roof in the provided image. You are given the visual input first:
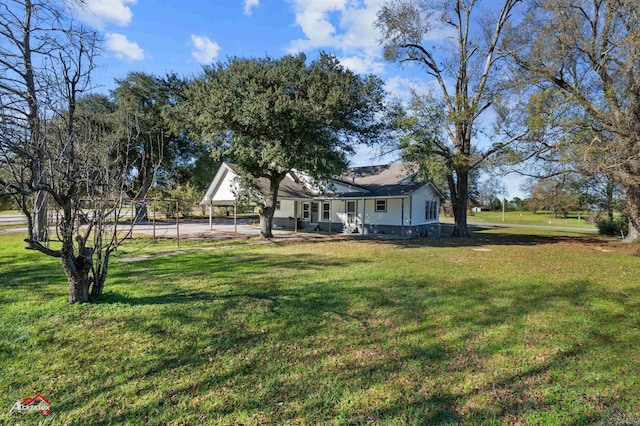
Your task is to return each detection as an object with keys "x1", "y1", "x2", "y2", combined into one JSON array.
[
  {"x1": 225, "y1": 163, "x2": 312, "y2": 199},
  {"x1": 330, "y1": 163, "x2": 426, "y2": 197},
  {"x1": 337, "y1": 163, "x2": 419, "y2": 186},
  {"x1": 224, "y1": 162, "x2": 436, "y2": 199}
]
